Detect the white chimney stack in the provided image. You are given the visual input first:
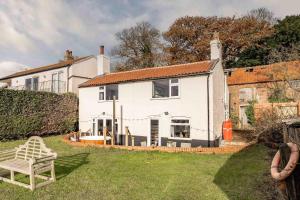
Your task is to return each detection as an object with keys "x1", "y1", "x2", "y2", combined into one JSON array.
[
  {"x1": 97, "y1": 45, "x2": 110, "y2": 75},
  {"x1": 210, "y1": 32, "x2": 222, "y2": 60}
]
